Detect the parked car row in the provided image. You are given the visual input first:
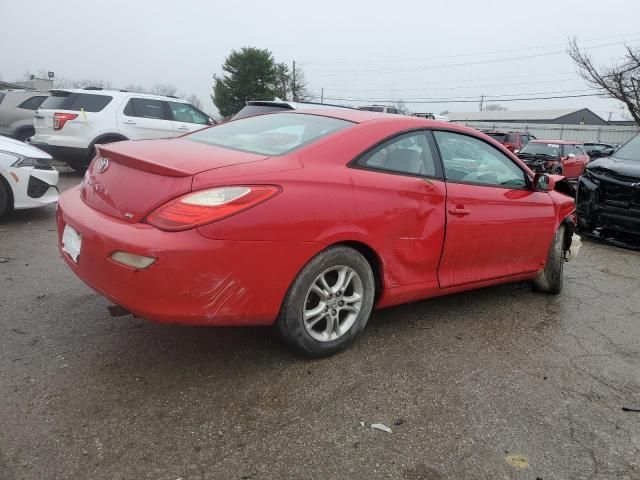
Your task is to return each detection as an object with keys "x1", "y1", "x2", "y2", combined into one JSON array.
[{"x1": 0, "y1": 89, "x2": 50, "y2": 141}]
